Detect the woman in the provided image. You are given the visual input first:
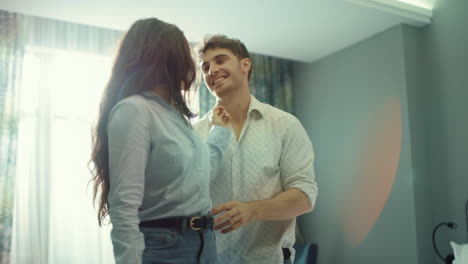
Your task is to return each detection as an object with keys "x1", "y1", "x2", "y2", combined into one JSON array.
[{"x1": 89, "y1": 18, "x2": 231, "y2": 264}]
